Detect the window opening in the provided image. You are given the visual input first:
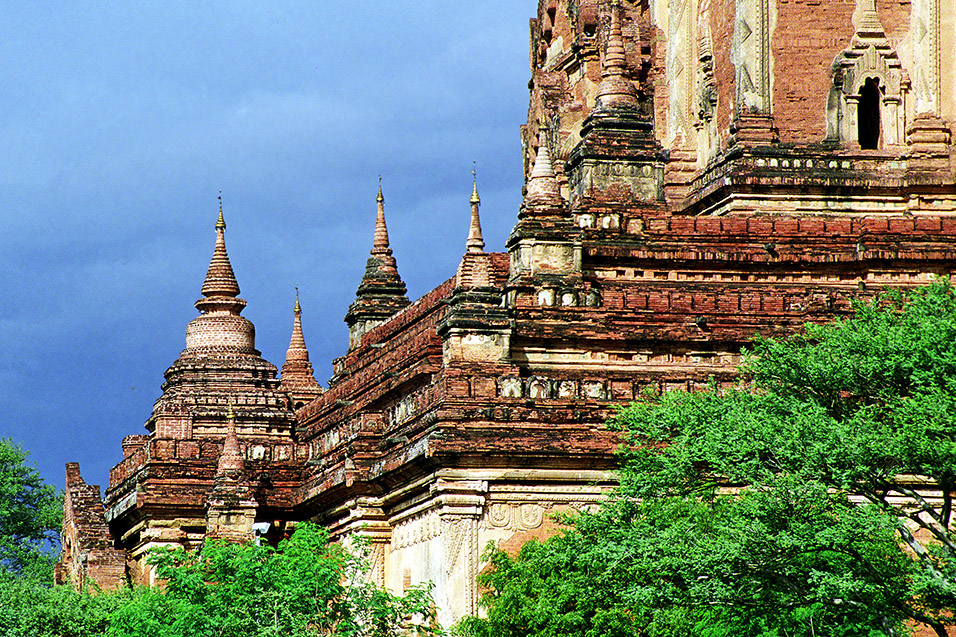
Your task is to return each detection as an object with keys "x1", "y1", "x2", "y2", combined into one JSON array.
[{"x1": 858, "y1": 77, "x2": 882, "y2": 149}]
